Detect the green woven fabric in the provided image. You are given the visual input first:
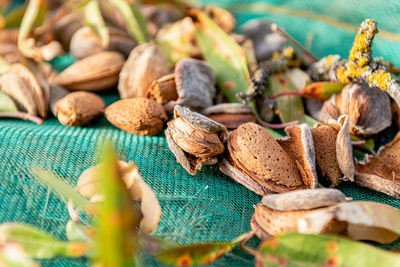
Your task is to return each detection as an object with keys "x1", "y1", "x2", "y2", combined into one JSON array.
[{"x1": 1, "y1": 1, "x2": 400, "y2": 266}]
